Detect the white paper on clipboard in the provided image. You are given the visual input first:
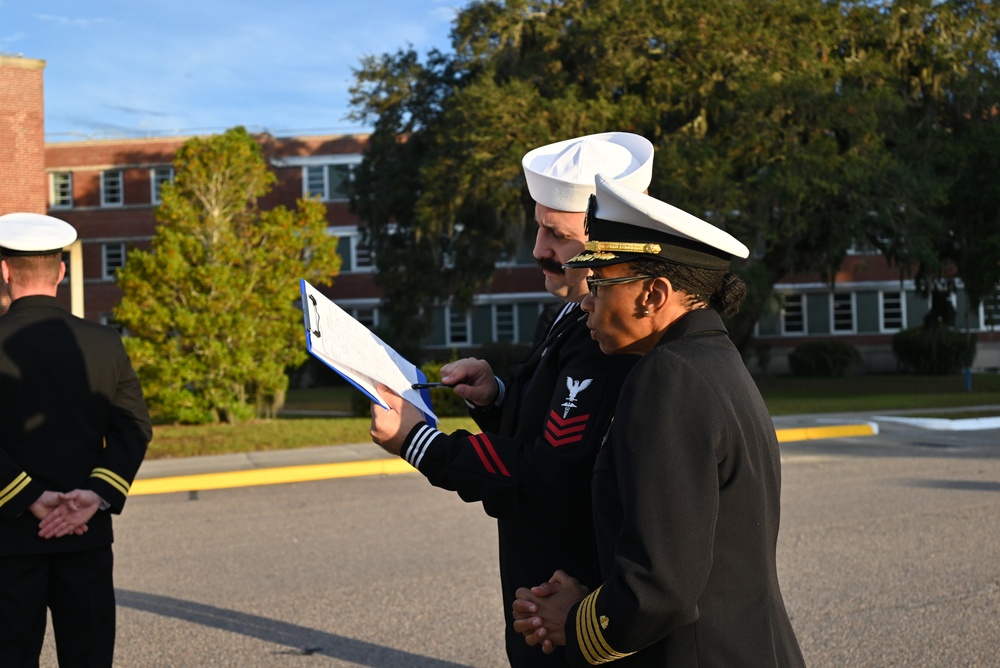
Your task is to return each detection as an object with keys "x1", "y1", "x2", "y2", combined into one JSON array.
[{"x1": 299, "y1": 279, "x2": 437, "y2": 424}]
